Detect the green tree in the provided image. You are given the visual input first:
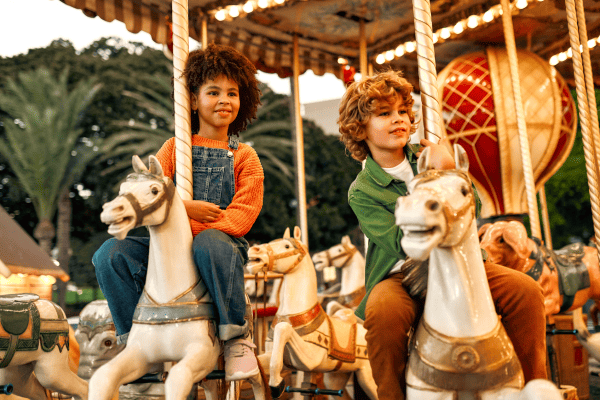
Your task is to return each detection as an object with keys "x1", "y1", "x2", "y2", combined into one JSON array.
[{"x1": 0, "y1": 68, "x2": 101, "y2": 306}]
